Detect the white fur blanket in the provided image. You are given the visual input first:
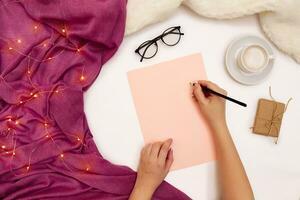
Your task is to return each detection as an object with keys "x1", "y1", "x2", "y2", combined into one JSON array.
[{"x1": 126, "y1": 0, "x2": 300, "y2": 64}]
